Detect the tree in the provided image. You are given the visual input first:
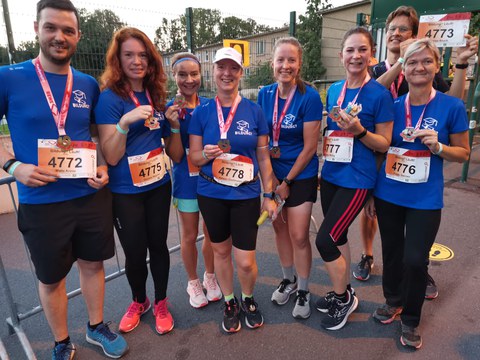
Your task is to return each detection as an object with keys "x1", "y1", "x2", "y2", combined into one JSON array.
[
  {"x1": 14, "y1": 41, "x2": 39, "y2": 63},
  {"x1": 245, "y1": 62, "x2": 274, "y2": 88},
  {"x1": 154, "y1": 9, "x2": 273, "y2": 53},
  {"x1": 74, "y1": 8, "x2": 125, "y2": 78},
  {"x1": 297, "y1": 0, "x2": 331, "y2": 81},
  {"x1": 0, "y1": 45, "x2": 9, "y2": 66},
  {"x1": 470, "y1": 11, "x2": 480, "y2": 37}
]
